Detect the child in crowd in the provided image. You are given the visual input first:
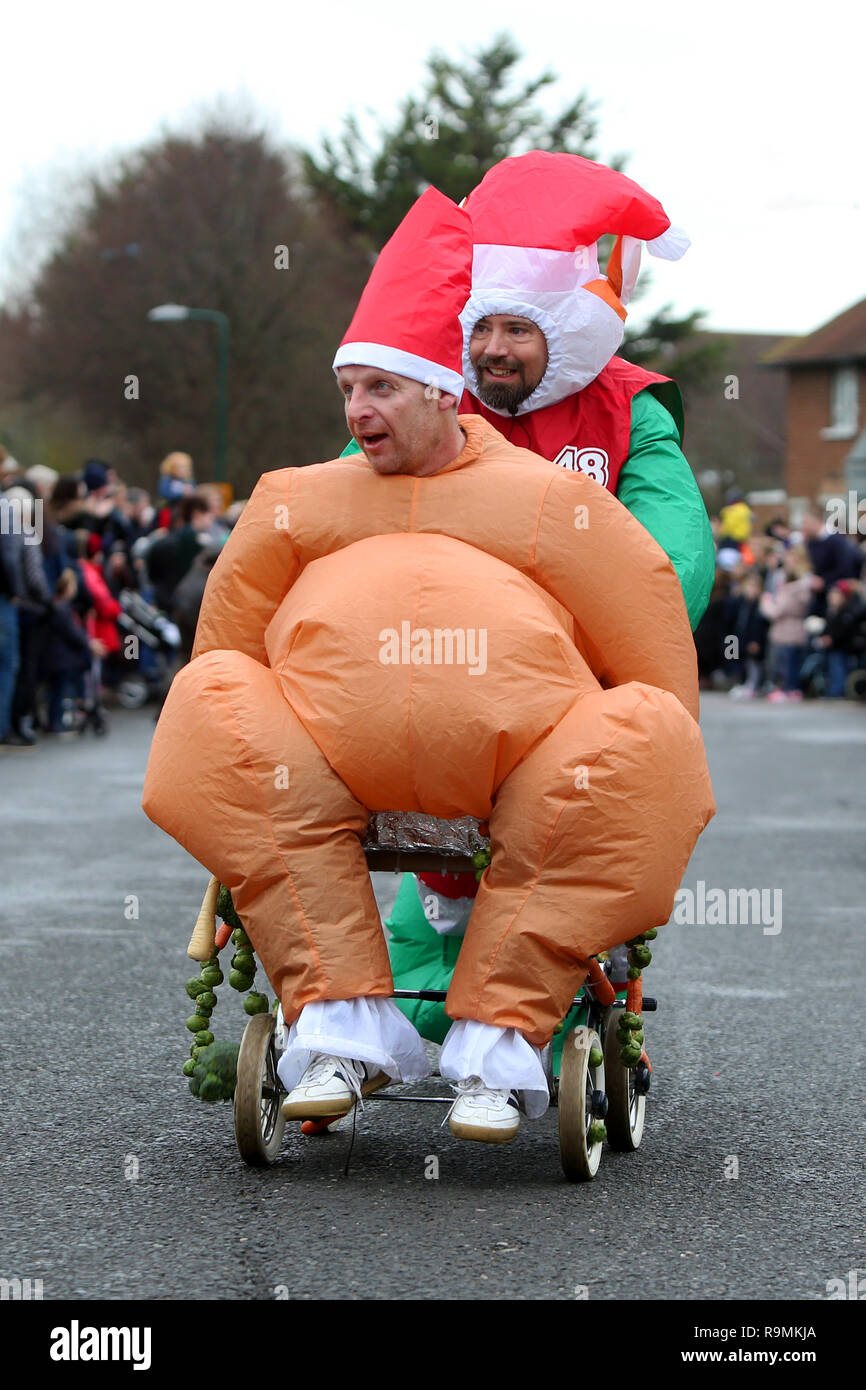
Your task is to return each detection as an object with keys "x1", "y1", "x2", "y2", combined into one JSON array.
[
  {"x1": 818, "y1": 580, "x2": 866, "y2": 698},
  {"x1": 759, "y1": 548, "x2": 813, "y2": 702},
  {"x1": 39, "y1": 570, "x2": 105, "y2": 731},
  {"x1": 728, "y1": 571, "x2": 769, "y2": 698}
]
